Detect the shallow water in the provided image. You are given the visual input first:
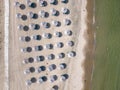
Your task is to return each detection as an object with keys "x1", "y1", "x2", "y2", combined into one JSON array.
[{"x1": 92, "y1": 0, "x2": 120, "y2": 90}]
